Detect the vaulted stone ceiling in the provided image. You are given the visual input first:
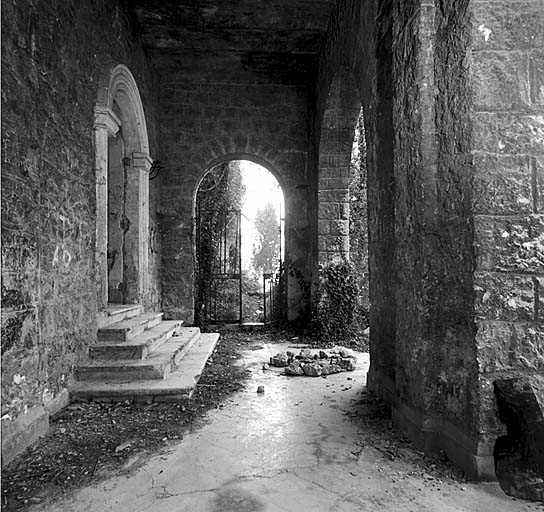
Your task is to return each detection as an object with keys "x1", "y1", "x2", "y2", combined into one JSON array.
[{"x1": 130, "y1": 0, "x2": 335, "y2": 83}]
